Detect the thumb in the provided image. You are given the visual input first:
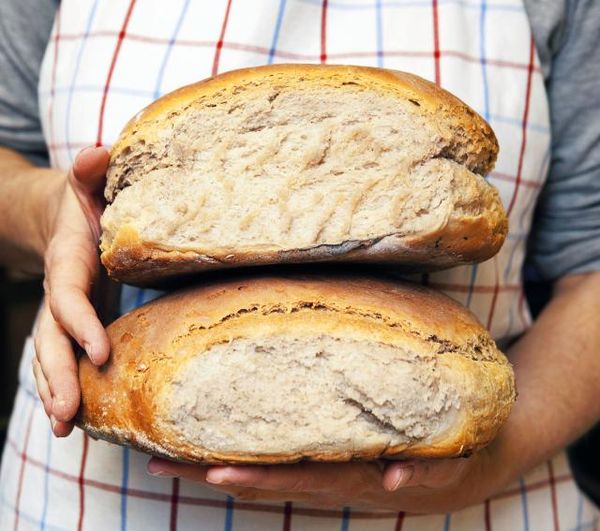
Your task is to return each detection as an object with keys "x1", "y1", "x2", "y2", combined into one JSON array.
[
  {"x1": 69, "y1": 146, "x2": 110, "y2": 240},
  {"x1": 382, "y1": 458, "x2": 469, "y2": 491}
]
